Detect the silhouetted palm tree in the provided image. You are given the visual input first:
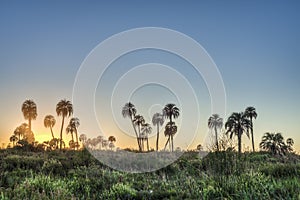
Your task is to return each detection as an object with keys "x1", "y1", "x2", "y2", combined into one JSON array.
[
  {"x1": 14, "y1": 123, "x2": 29, "y2": 141},
  {"x1": 69, "y1": 117, "x2": 80, "y2": 150},
  {"x1": 133, "y1": 114, "x2": 145, "y2": 151},
  {"x1": 21, "y1": 100, "x2": 37, "y2": 135},
  {"x1": 56, "y1": 99, "x2": 73, "y2": 150},
  {"x1": 122, "y1": 102, "x2": 141, "y2": 151},
  {"x1": 44, "y1": 115, "x2": 56, "y2": 139},
  {"x1": 244, "y1": 106, "x2": 258, "y2": 152},
  {"x1": 141, "y1": 123, "x2": 152, "y2": 151},
  {"x1": 208, "y1": 114, "x2": 223, "y2": 151},
  {"x1": 164, "y1": 122, "x2": 177, "y2": 151},
  {"x1": 225, "y1": 112, "x2": 251, "y2": 154},
  {"x1": 10, "y1": 135, "x2": 18, "y2": 146},
  {"x1": 79, "y1": 134, "x2": 87, "y2": 147},
  {"x1": 66, "y1": 124, "x2": 75, "y2": 149},
  {"x1": 152, "y1": 113, "x2": 164, "y2": 151},
  {"x1": 108, "y1": 136, "x2": 116, "y2": 150},
  {"x1": 259, "y1": 132, "x2": 287, "y2": 155},
  {"x1": 163, "y1": 104, "x2": 180, "y2": 152},
  {"x1": 286, "y1": 138, "x2": 294, "y2": 152}
]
